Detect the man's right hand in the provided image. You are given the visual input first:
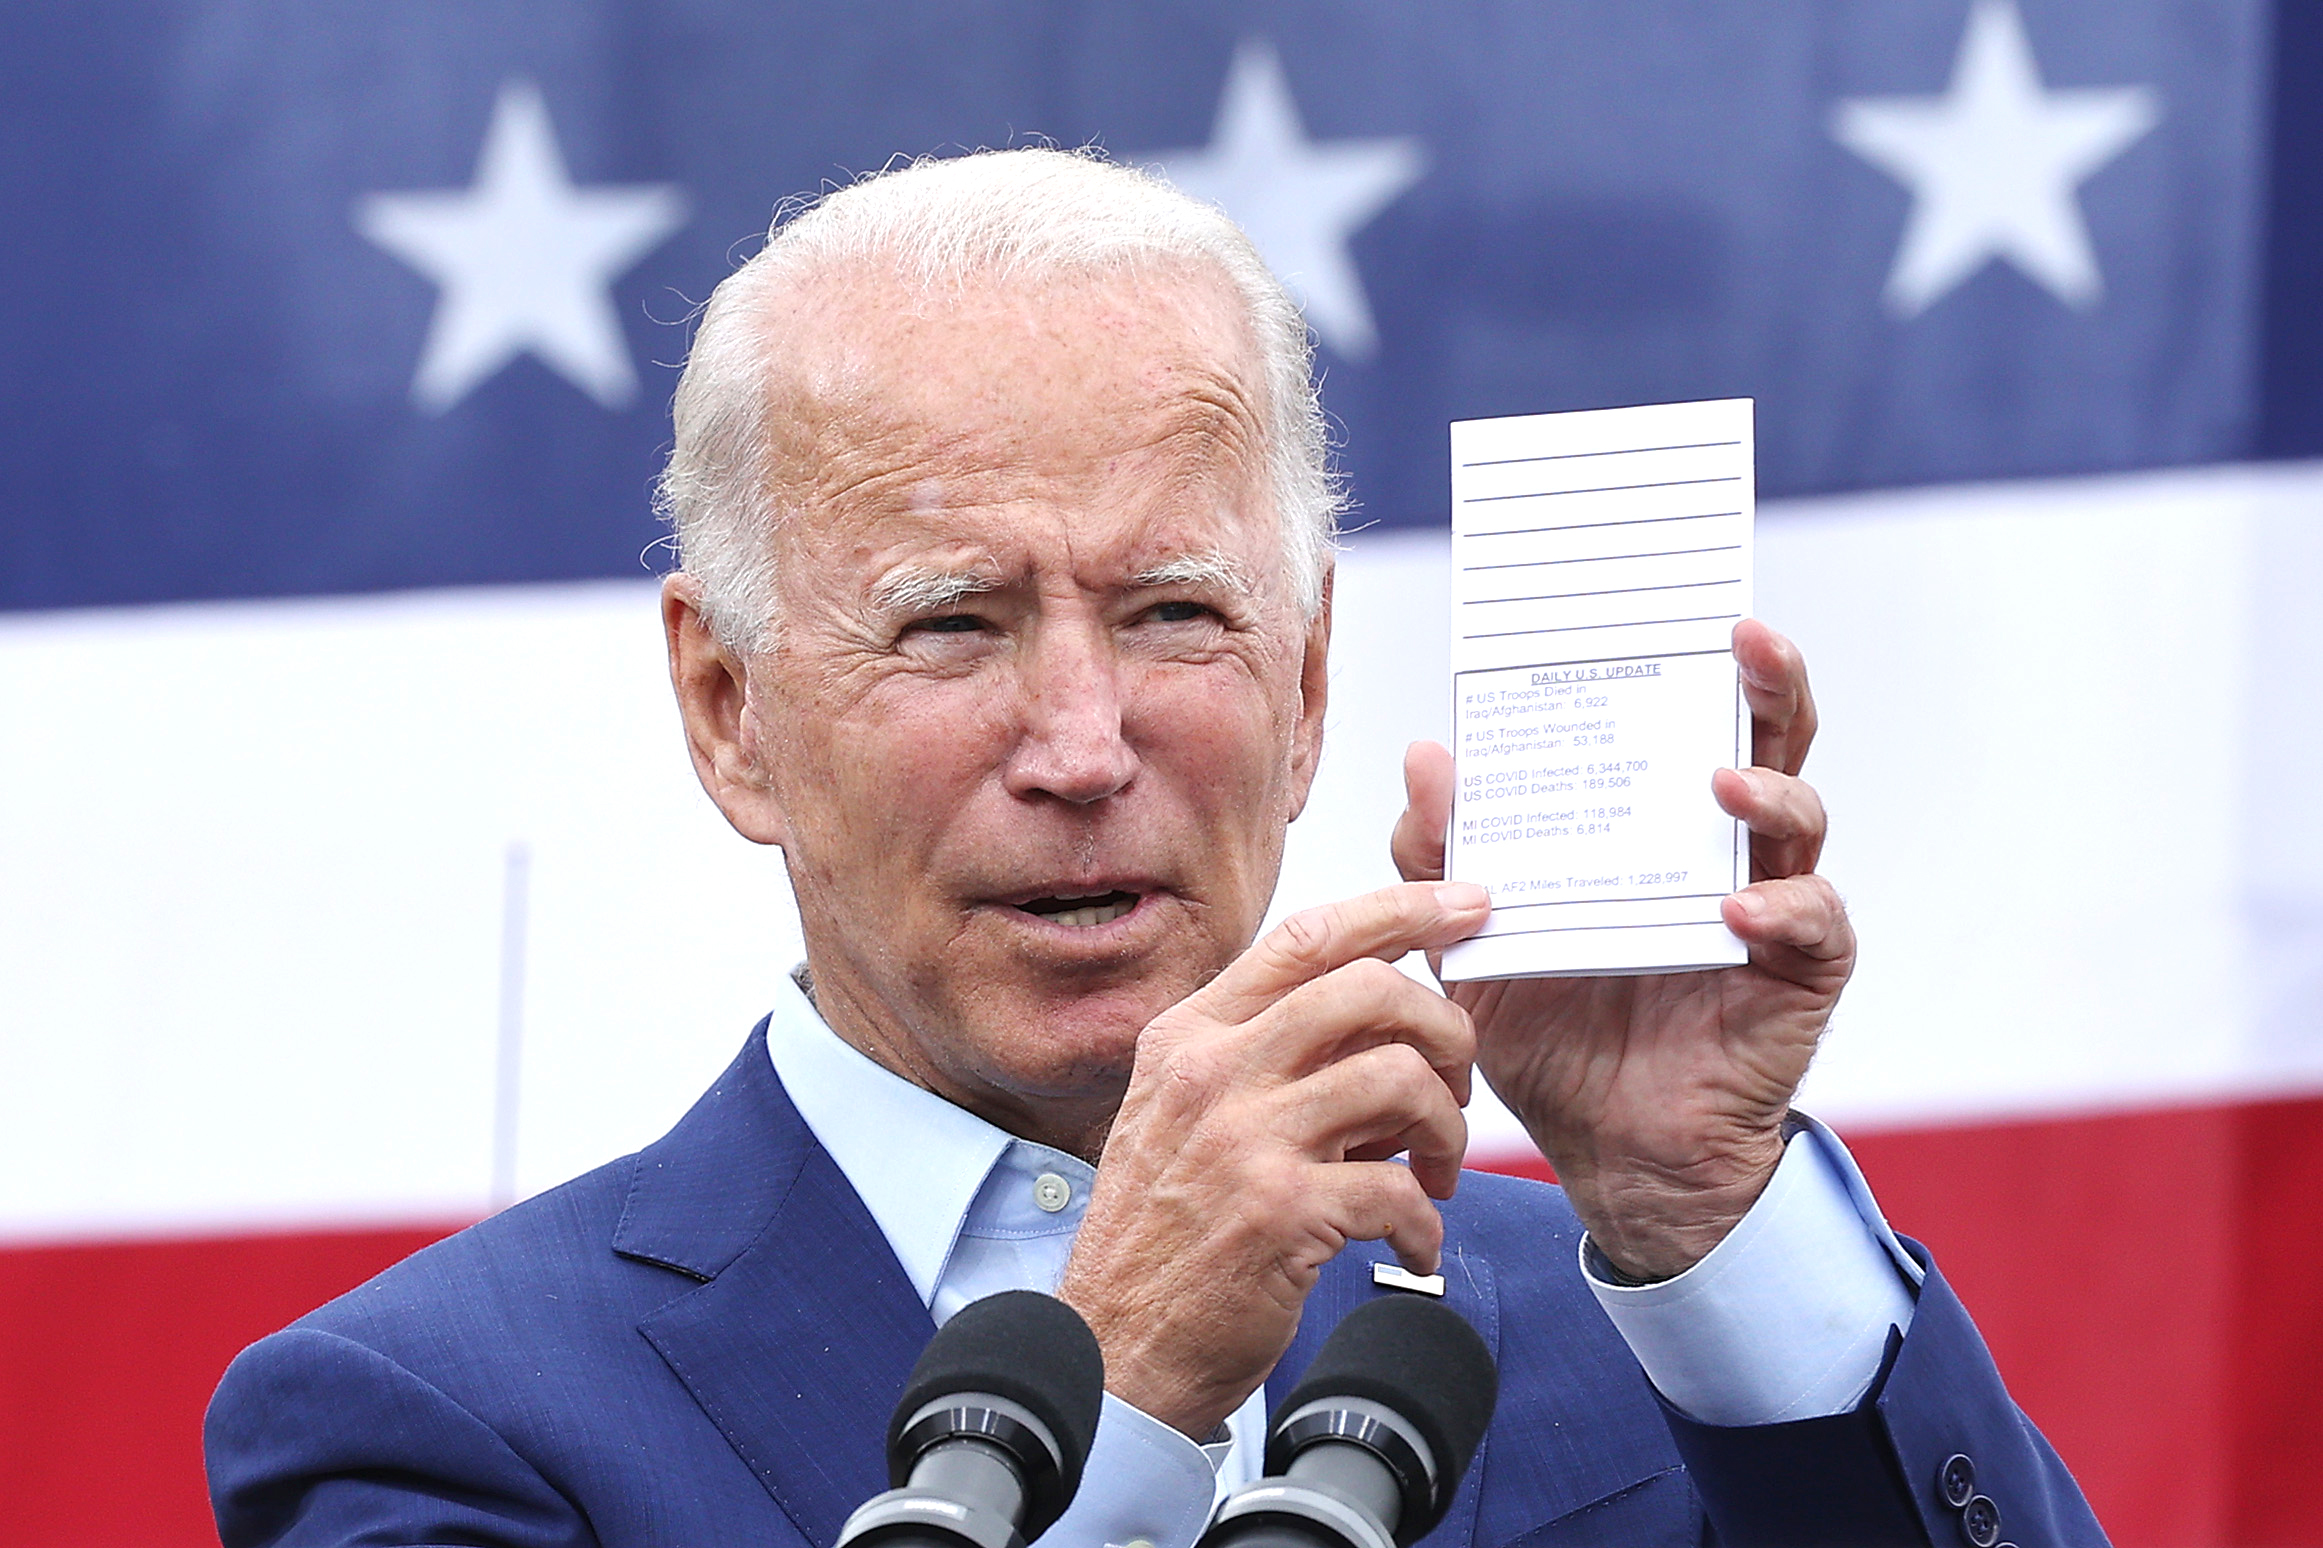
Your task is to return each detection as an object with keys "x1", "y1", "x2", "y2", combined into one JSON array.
[{"x1": 1056, "y1": 881, "x2": 1491, "y2": 1438}]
